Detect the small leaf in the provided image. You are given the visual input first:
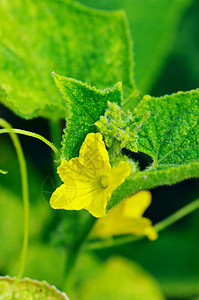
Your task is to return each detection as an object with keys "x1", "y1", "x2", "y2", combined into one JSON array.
[
  {"x1": 109, "y1": 89, "x2": 199, "y2": 207},
  {"x1": 0, "y1": 276, "x2": 69, "y2": 299},
  {"x1": 95, "y1": 101, "x2": 149, "y2": 152},
  {"x1": 133, "y1": 91, "x2": 199, "y2": 168},
  {"x1": 53, "y1": 73, "x2": 122, "y2": 160},
  {"x1": 95, "y1": 101, "x2": 136, "y2": 150},
  {"x1": 0, "y1": 0, "x2": 135, "y2": 119}
]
